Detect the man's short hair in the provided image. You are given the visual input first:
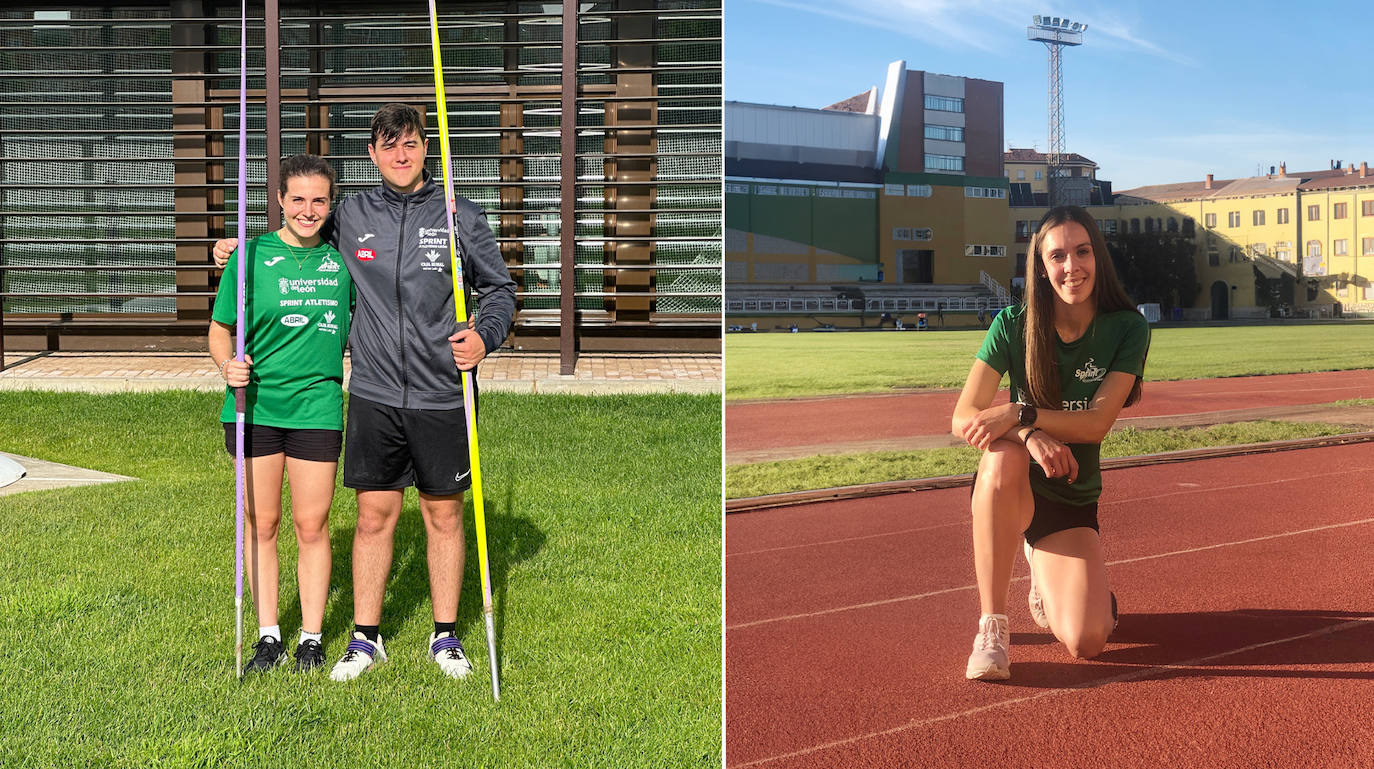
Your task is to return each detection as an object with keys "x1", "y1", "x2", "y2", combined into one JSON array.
[{"x1": 370, "y1": 103, "x2": 426, "y2": 147}]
